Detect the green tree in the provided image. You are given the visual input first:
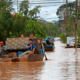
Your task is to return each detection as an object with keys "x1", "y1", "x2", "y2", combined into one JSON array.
[
  {"x1": 0, "y1": 0, "x2": 14, "y2": 41},
  {"x1": 0, "y1": 11, "x2": 27, "y2": 41},
  {"x1": 56, "y1": 2, "x2": 75, "y2": 19},
  {"x1": 63, "y1": 15, "x2": 75, "y2": 36},
  {"x1": 0, "y1": 9, "x2": 13, "y2": 42},
  {"x1": 42, "y1": 23, "x2": 61, "y2": 37},
  {"x1": 12, "y1": 13, "x2": 27, "y2": 37},
  {"x1": 78, "y1": 9, "x2": 80, "y2": 20},
  {"x1": 60, "y1": 33, "x2": 67, "y2": 43},
  {"x1": 19, "y1": 0, "x2": 41, "y2": 19},
  {"x1": 19, "y1": 0, "x2": 29, "y2": 16},
  {"x1": 29, "y1": 6, "x2": 41, "y2": 19},
  {"x1": 0, "y1": 0, "x2": 13, "y2": 11},
  {"x1": 26, "y1": 19, "x2": 46, "y2": 38}
]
